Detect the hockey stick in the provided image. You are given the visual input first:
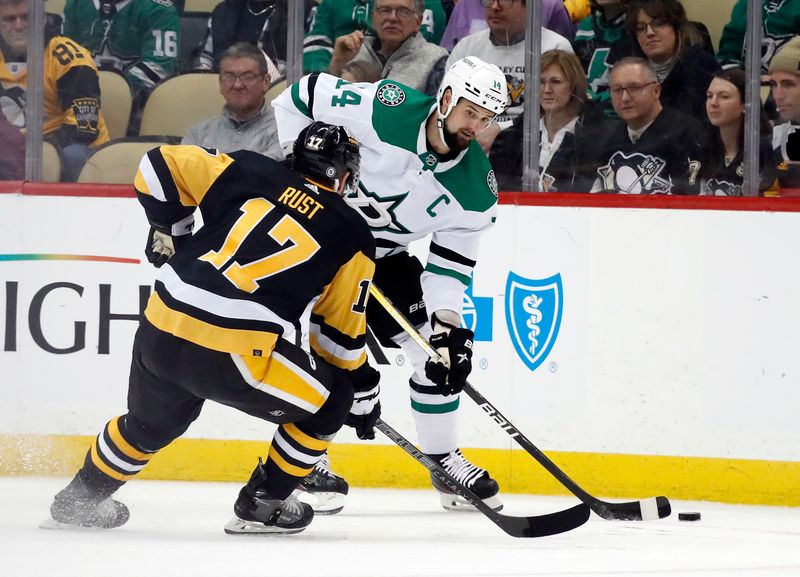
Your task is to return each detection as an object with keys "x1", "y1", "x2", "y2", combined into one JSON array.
[
  {"x1": 375, "y1": 417, "x2": 590, "y2": 538},
  {"x1": 368, "y1": 284, "x2": 672, "y2": 521}
]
